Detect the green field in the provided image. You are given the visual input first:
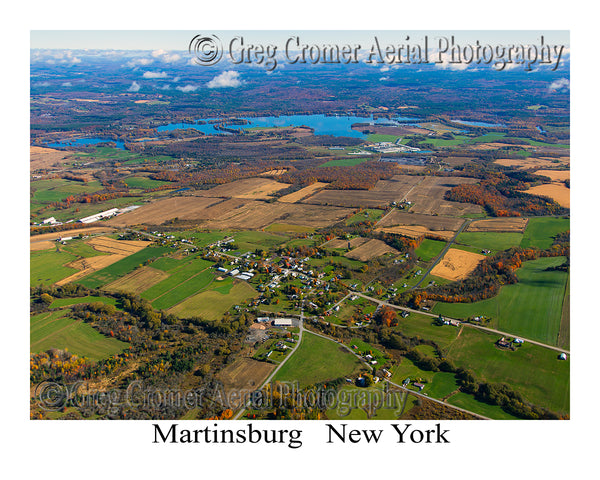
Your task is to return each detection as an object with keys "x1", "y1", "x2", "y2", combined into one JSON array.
[
  {"x1": 326, "y1": 385, "x2": 407, "y2": 420},
  {"x1": 346, "y1": 209, "x2": 384, "y2": 225},
  {"x1": 31, "y1": 310, "x2": 128, "y2": 361},
  {"x1": 76, "y1": 246, "x2": 171, "y2": 288},
  {"x1": 367, "y1": 134, "x2": 403, "y2": 143},
  {"x1": 318, "y1": 157, "x2": 371, "y2": 167},
  {"x1": 60, "y1": 240, "x2": 109, "y2": 258},
  {"x1": 520, "y1": 217, "x2": 570, "y2": 249},
  {"x1": 232, "y1": 231, "x2": 290, "y2": 252},
  {"x1": 445, "y1": 327, "x2": 569, "y2": 414},
  {"x1": 30, "y1": 178, "x2": 102, "y2": 204},
  {"x1": 49, "y1": 296, "x2": 117, "y2": 308},
  {"x1": 168, "y1": 278, "x2": 257, "y2": 319},
  {"x1": 31, "y1": 249, "x2": 78, "y2": 287},
  {"x1": 395, "y1": 312, "x2": 459, "y2": 349},
  {"x1": 152, "y1": 268, "x2": 216, "y2": 310},
  {"x1": 415, "y1": 239, "x2": 446, "y2": 261},
  {"x1": 123, "y1": 176, "x2": 170, "y2": 190},
  {"x1": 456, "y1": 231, "x2": 523, "y2": 252},
  {"x1": 446, "y1": 391, "x2": 520, "y2": 420},
  {"x1": 433, "y1": 256, "x2": 568, "y2": 345},
  {"x1": 273, "y1": 331, "x2": 364, "y2": 387},
  {"x1": 265, "y1": 223, "x2": 316, "y2": 233},
  {"x1": 141, "y1": 258, "x2": 214, "y2": 302}
]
